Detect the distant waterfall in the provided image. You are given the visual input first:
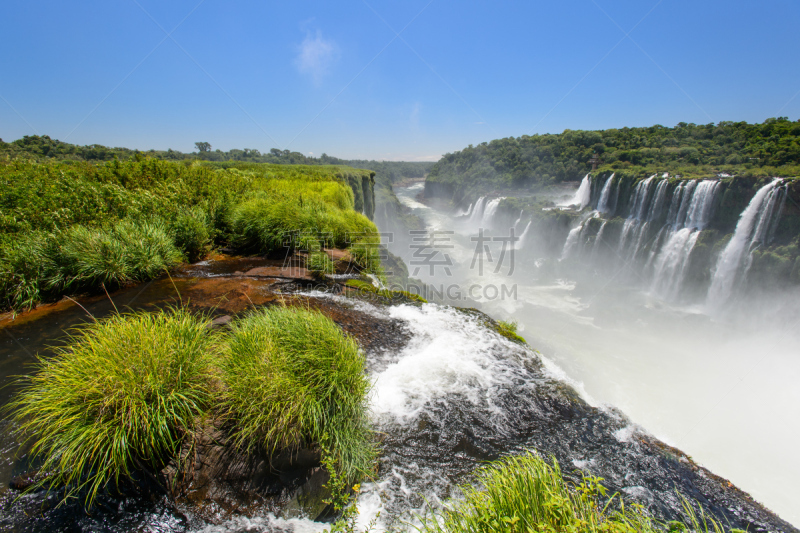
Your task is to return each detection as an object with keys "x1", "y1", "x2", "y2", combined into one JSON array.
[
  {"x1": 456, "y1": 202, "x2": 474, "y2": 217},
  {"x1": 481, "y1": 197, "x2": 505, "y2": 226},
  {"x1": 561, "y1": 174, "x2": 591, "y2": 209},
  {"x1": 561, "y1": 225, "x2": 584, "y2": 260},
  {"x1": 650, "y1": 180, "x2": 721, "y2": 299},
  {"x1": 561, "y1": 212, "x2": 598, "y2": 260},
  {"x1": 513, "y1": 210, "x2": 524, "y2": 230},
  {"x1": 468, "y1": 197, "x2": 488, "y2": 223},
  {"x1": 706, "y1": 179, "x2": 787, "y2": 310},
  {"x1": 516, "y1": 220, "x2": 532, "y2": 250},
  {"x1": 597, "y1": 173, "x2": 616, "y2": 214}
]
